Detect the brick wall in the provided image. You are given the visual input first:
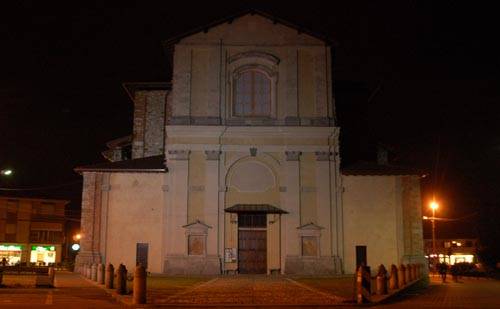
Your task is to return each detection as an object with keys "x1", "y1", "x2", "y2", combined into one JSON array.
[{"x1": 132, "y1": 90, "x2": 169, "y2": 159}]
